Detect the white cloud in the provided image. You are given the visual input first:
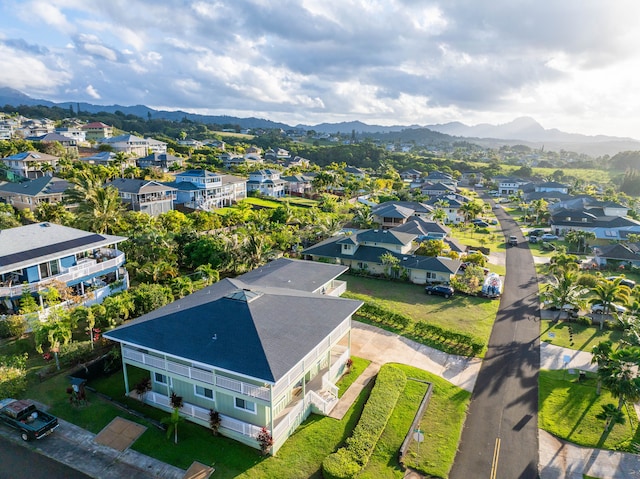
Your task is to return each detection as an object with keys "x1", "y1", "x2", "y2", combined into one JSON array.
[
  {"x1": 0, "y1": 43, "x2": 71, "y2": 92},
  {"x1": 85, "y1": 84, "x2": 101, "y2": 99}
]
